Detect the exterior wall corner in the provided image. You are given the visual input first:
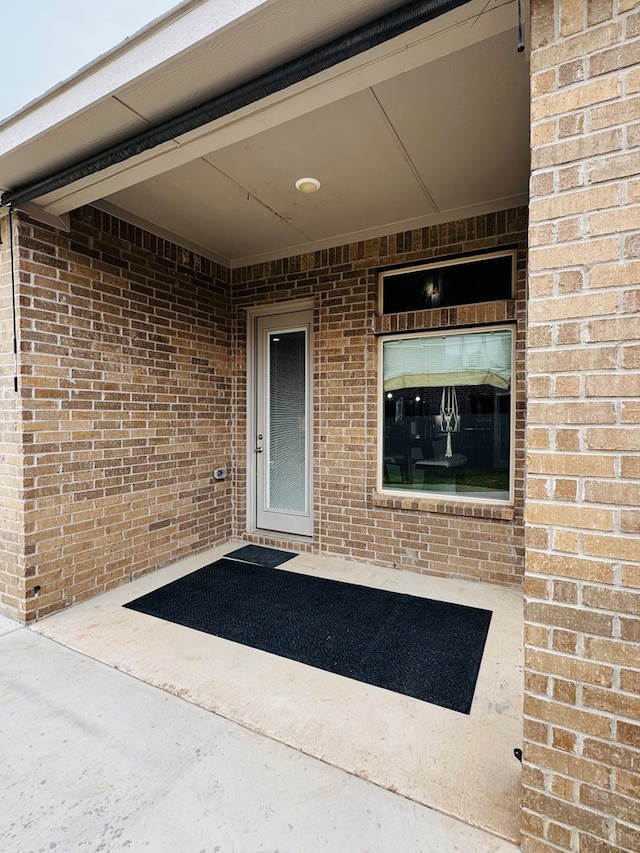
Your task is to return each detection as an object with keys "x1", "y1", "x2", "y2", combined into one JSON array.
[
  {"x1": 0, "y1": 213, "x2": 27, "y2": 621},
  {"x1": 524, "y1": 0, "x2": 640, "y2": 849}
]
